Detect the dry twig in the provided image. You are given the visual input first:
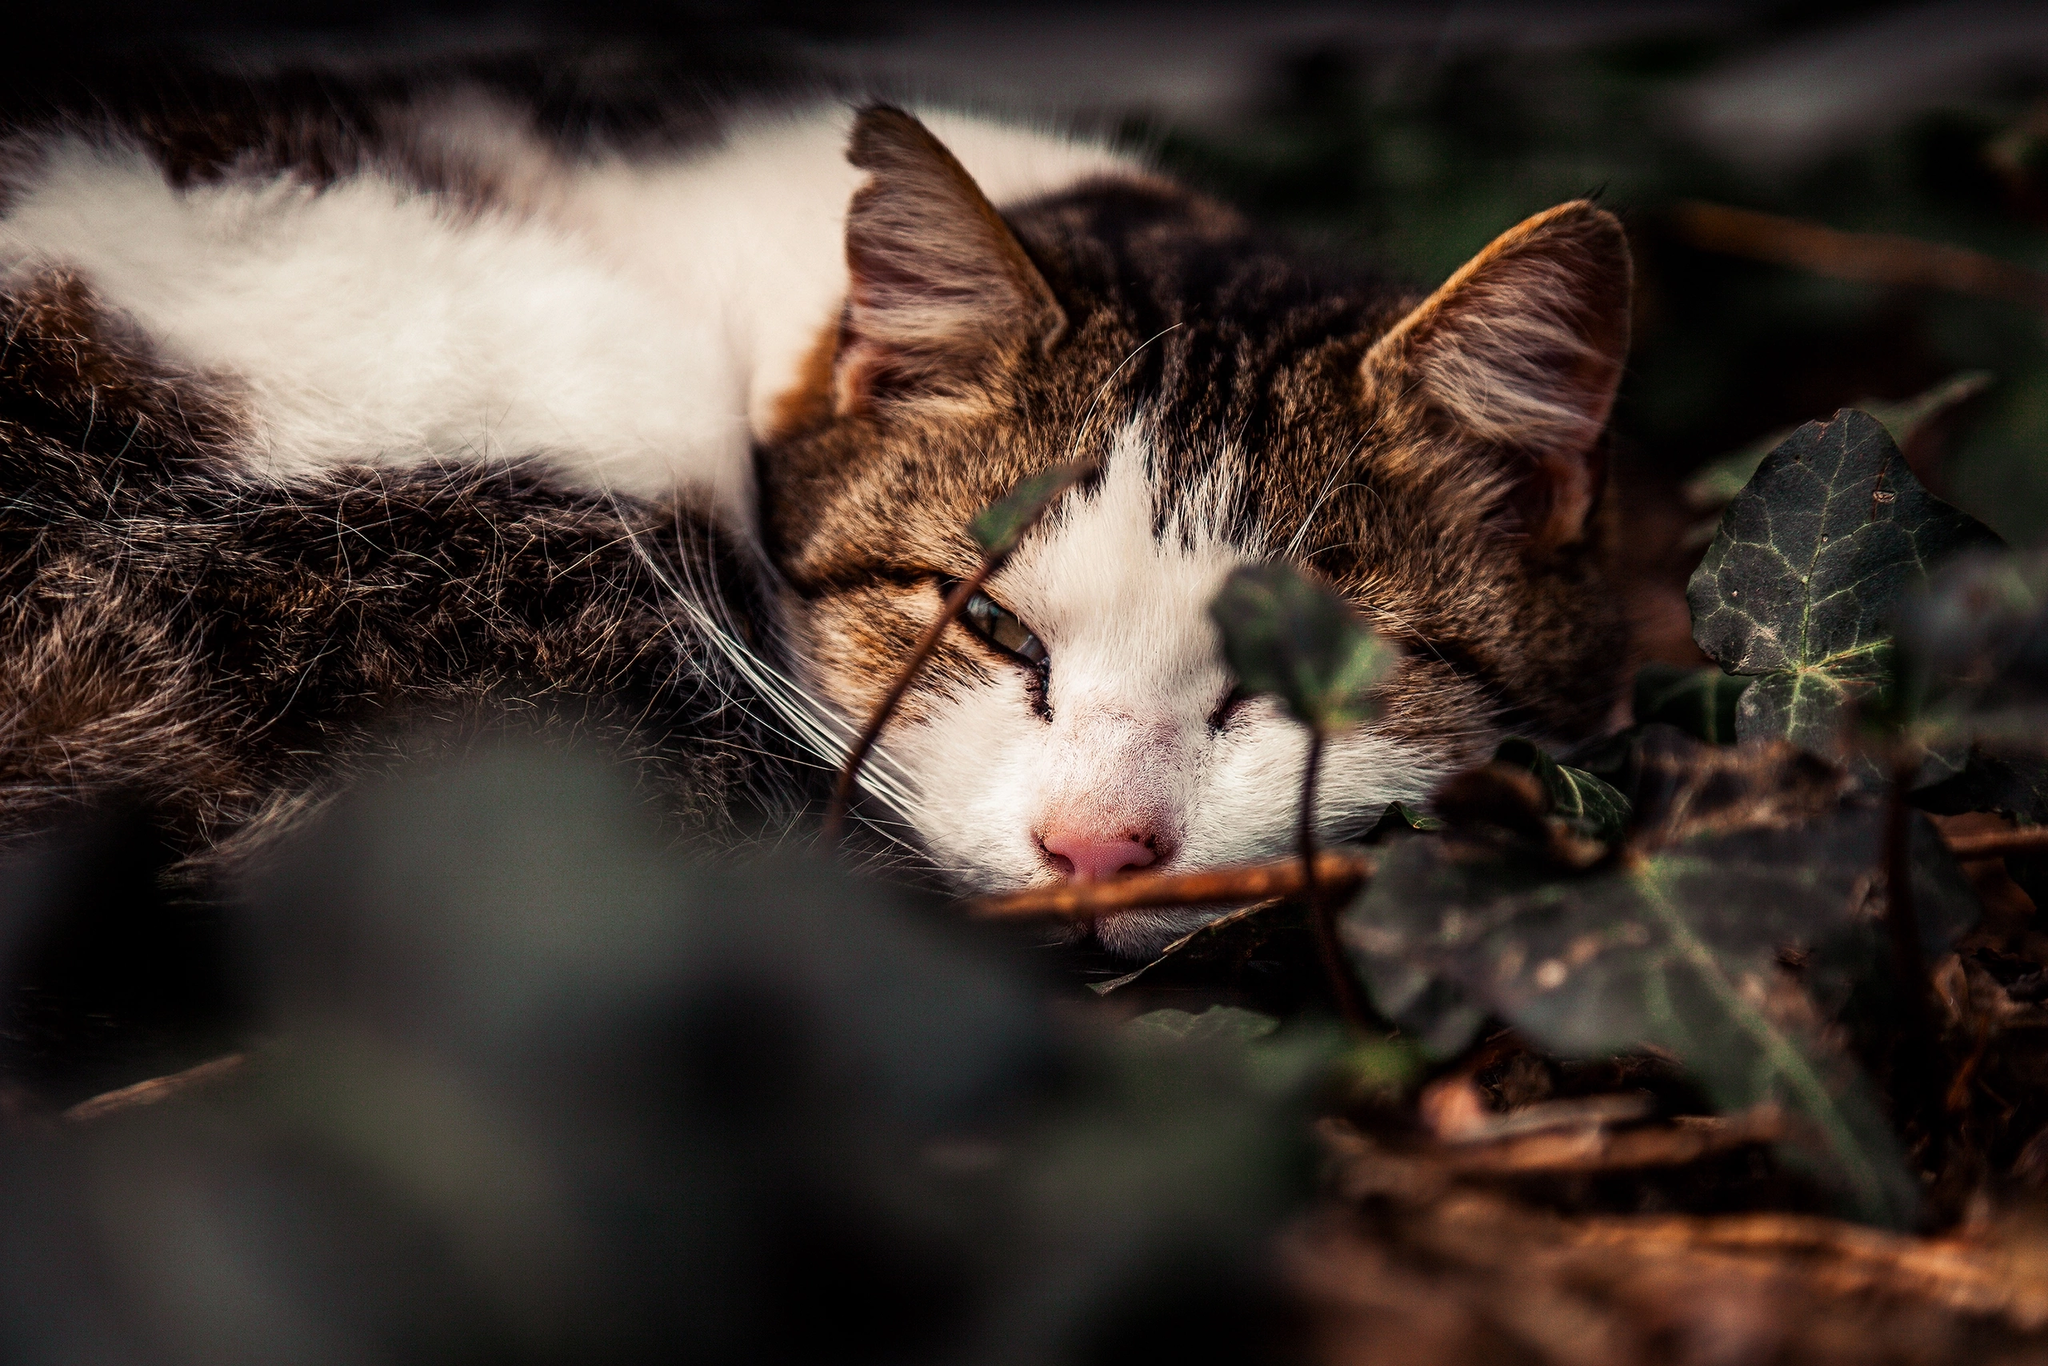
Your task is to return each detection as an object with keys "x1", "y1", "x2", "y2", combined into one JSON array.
[
  {"x1": 1944, "y1": 825, "x2": 2048, "y2": 862},
  {"x1": 1670, "y1": 201, "x2": 2048, "y2": 310},
  {"x1": 968, "y1": 848, "x2": 1375, "y2": 920},
  {"x1": 62, "y1": 1053, "x2": 248, "y2": 1124}
]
